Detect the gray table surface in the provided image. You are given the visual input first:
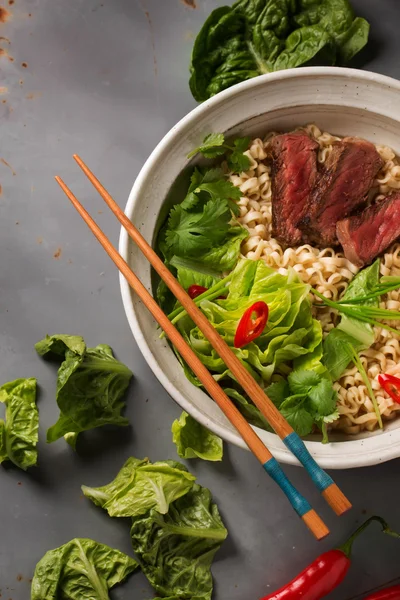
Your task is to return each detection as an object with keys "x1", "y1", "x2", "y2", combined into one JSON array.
[{"x1": 1, "y1": 1, "x2": 400, "y2": 599}]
